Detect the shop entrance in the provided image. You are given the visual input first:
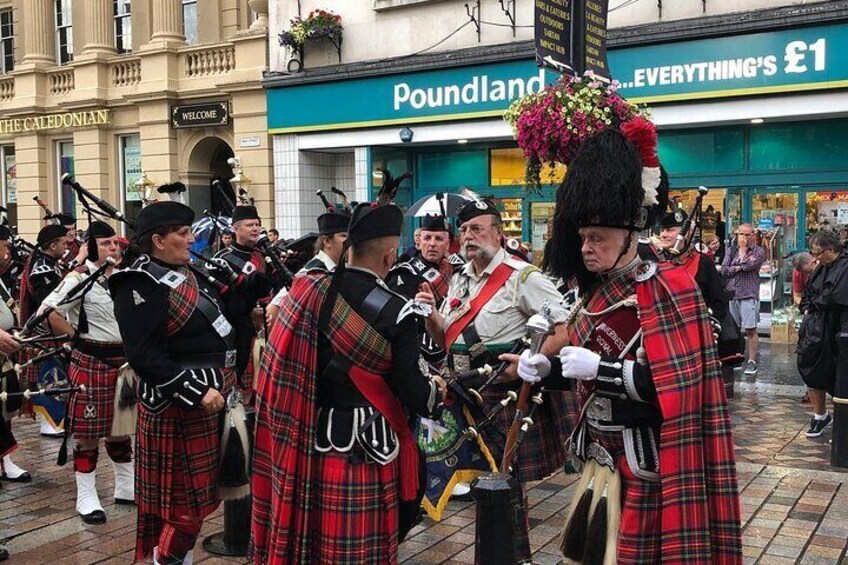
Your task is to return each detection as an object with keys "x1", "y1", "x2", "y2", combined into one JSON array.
[{"x1": 186, "y1": 137, "x2": 235, "y2": 216}]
